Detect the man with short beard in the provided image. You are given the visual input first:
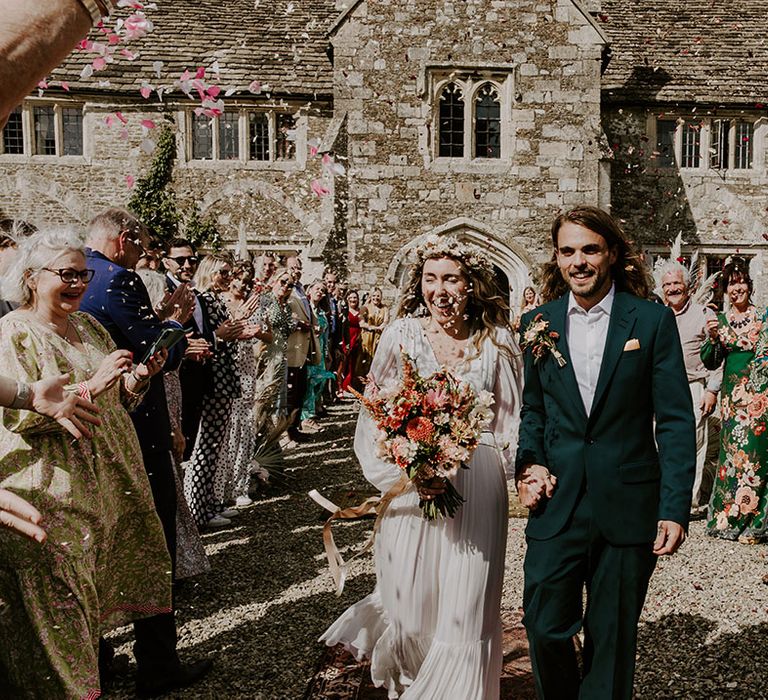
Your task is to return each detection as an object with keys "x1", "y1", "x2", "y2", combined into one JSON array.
[
  {"x1": 515, "y1": 205, "x2": 696, "y2": 700},
  {"x1": 659, "y1": 265, "x2": 721, "y2": 514}
]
